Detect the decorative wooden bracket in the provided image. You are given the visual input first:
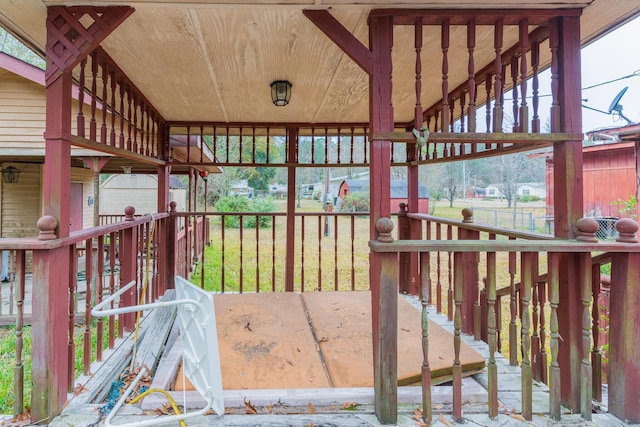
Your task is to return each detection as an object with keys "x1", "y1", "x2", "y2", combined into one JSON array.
[
  {"x1": 303, "y1": 9, "x2": 372, "y2": 75},
  {"x1": 46, "y1": 5, "x2": 134, "y2": 85}
]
